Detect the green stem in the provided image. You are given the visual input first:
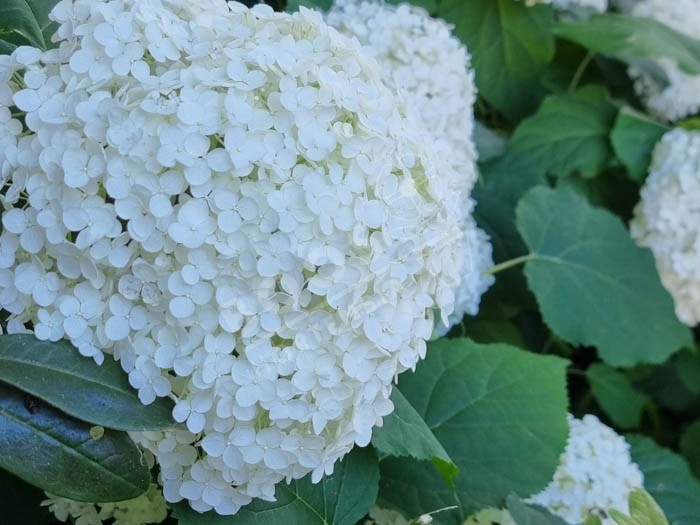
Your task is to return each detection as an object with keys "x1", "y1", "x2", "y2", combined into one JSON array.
[
  {"x1": 569, "y1": 51, "x2": 595, "y2": 92},
  {"x1": 483, "y1": 254, "x2": 534, "y2": 275}
]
